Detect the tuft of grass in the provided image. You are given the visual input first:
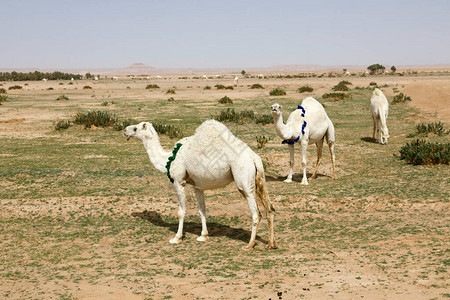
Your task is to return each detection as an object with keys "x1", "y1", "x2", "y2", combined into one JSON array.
[
  {"x1": 145, "y1": 84, "x2": 160, "y2": 89},
  {"x1": 54, "y1": 120, "x2": 71, "y2": 131},
  {"x1": 269, "y1": 88, "x2": 286, "y2": 96},
  {"x1": 322, "y1": 92, "x2": 351, "y2": 100},
  {"x1": 392, "y1": 93, "x2": 412, "y2": 104},
  {"x1": 399, "y1": 139, "x2": 449, "y2": 165},
  {"x1": 250, "y1": 83, "x2": 264, "y2": 89},
  {"x1": 0, "y1": 95, "x2": 8, "y2": 103},
  {"x1": 408, "y1": 122, "x2": 448, "y2": 137},
  {"x1": 83, "y1": 86, "x2": 92, "y2": 90},
  {"x1": 218, "y1": 96, "x2": 233, "y2": 104},
  {"x1": 204, "y1": 85, "x2": 211, "y2": 90},
  {"x1": 73, "y1": 110, "x2": 118, "y2": 128},
  {"x1": 256, "y1": 136, "x2": 270, "y2": 148},
  {"x1": 56, "y1": 95, "x2": 69, "y2": 101},
  {"x1": 153, "y1": 123, "x2": 183, "y2": 138},
  {"x1": 166, "y1": 88, "x2": 176, "y2": 94},
  {"x1": 8, "y1": 85, "x2": 22, "y2": 90},
  {"x1": 297, "y1": 85, "x2": 313, "y2": 93},
  {"x1": 0, "y1": 88, "x2": 6, "y2": 94}
]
